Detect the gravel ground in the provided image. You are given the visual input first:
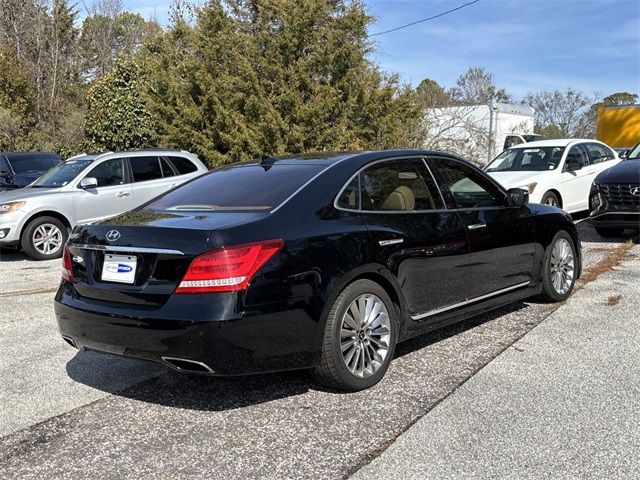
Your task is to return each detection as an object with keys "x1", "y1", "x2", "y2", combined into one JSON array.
[
  {"x1": 0, "y1": 221, "x2": 637, "y2": 479},
  {"x1": 352, "y1": 246, "x2": 640, "y2": 480}
]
